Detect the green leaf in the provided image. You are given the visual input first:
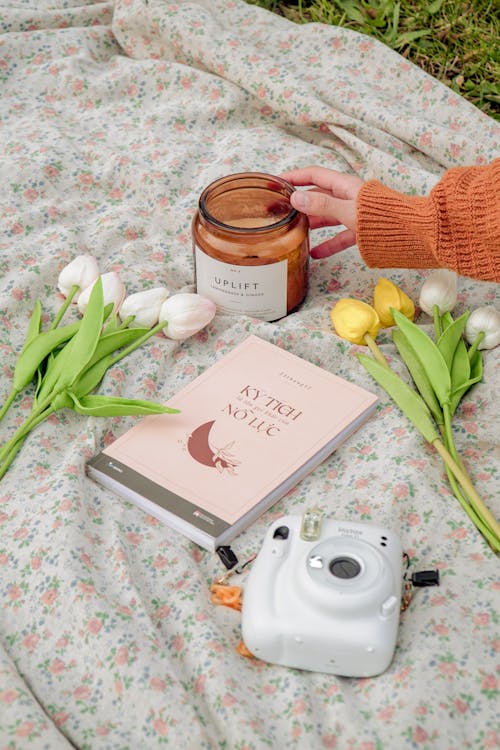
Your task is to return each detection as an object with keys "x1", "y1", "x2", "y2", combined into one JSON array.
[
  {"x1": 102, "y1": 311, "x2": 121, "y2": 336},
  {"x1": 395, "y1": 29, "x2": 431, "y2": 46},
  {"x1": 449, "y1": 350, "x2": 483, "y2": 415},
  {"x1": 13, "y1": 320, "x2": 80, "y2": 391},
  {"x1": 436, "y1": 311, "x2": 469, "y2": 371},
  {"x1": 64, "y1": 280, "x2": 106, "y2": 387},
  {"x1": 336, "y1": 1, "x2": 365, "y2": 24},
  {"x1": 392, "y1": 329, "x2": 443, "y2": 426},
  {"x1": 440, "y1": 311, "x2": 454, "y2": 331},
  {"x1": 357, "y1": 353, "x2": 439, "y2": 444},
  {"x1": 72, "y1": 328, "x2": 150, "y2": 398},
  {"x1": 449, "y1": 337, "x2": 470, "y2": 393},
  {"x1": 392, "y1": 309, "x2": 451, "y2": 406},
  {"x1": 392, "y1": 2, "x2": 400, "y2": 31},
  {"x1": 470, "y1": 349, "x2": 483, "y2": 376},
  {"x1": 88, "y1": 328, "x2": 150, "y2": 369},
  {"x1": 24, "y1": 299, "x2": 43, "y2": 348},
  {"x1": 50, "y1": 391, "x2": 73, "y2": 411},
  {"x1": 67, "y1": 392, "x2": 179, "y2": 417},
  {"x1": 35, "y1": 279, "x2": 105, "y2": 403},
  {"x1": 0, "y1": 300, "x2": 46, "y2": 421},
  {"x1": 71, "y1": 357, "x2": 113, "y2": 399},
  {"x1": 428, "y1": 0, "x2": 444, "y2": 13},
  {"x1": 103, "y1": 302, "x2": 114, "y2": 322}
]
